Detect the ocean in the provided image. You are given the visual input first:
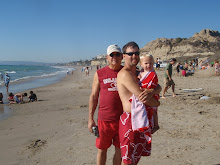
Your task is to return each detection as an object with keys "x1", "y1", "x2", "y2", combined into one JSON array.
[{"x1": 0, "y1": 65, "x2": 75, "y2": 120}]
